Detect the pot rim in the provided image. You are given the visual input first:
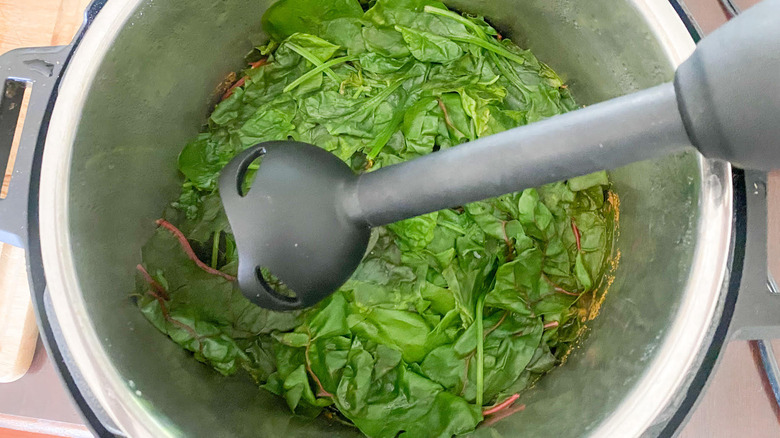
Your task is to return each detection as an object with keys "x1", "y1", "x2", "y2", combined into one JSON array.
[{"x1": 38, "y1": 1, "x2": 733, "y2": 437}]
